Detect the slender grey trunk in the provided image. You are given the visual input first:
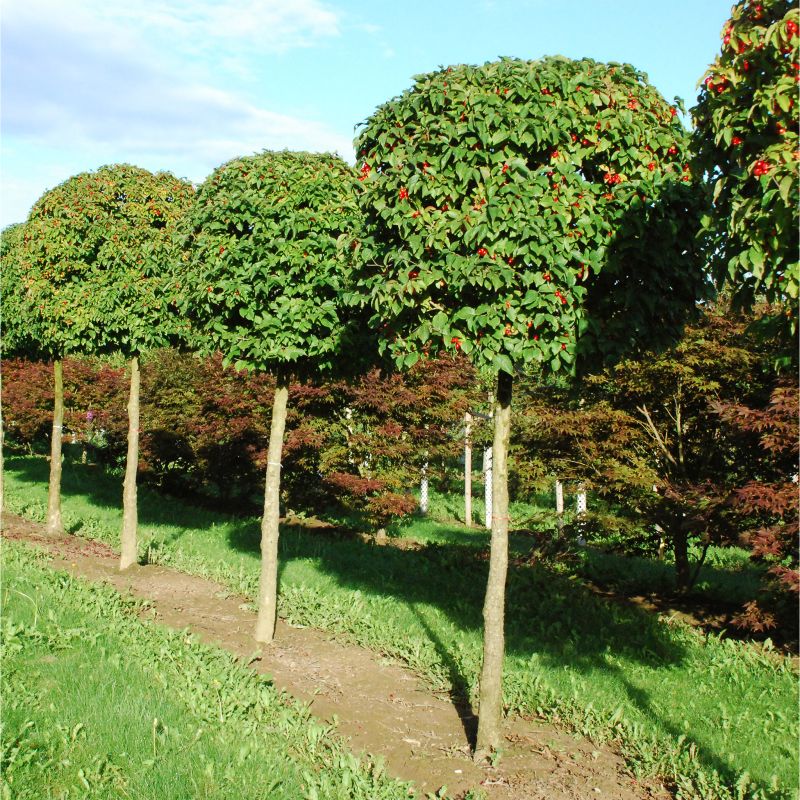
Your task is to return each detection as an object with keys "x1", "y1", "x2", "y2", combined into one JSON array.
[
  {"x1": 254, "y1": 372, "x2": 290, "y2": 644},
  {"x1": 464, "y1": 412, "x2": 473, "y2": 528},
  {"x1": 119, "y1": 356, "x2": 140, "y2": 570},
  {"x1": 483, "y1": 447, "x2": 493, "y2": 529},
  {"x1": 46, "y1": 360, "x2": 65, "y2": 536},
  {"x1": 475, "y1": 370, "x2": 512, "y2": 760}
]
